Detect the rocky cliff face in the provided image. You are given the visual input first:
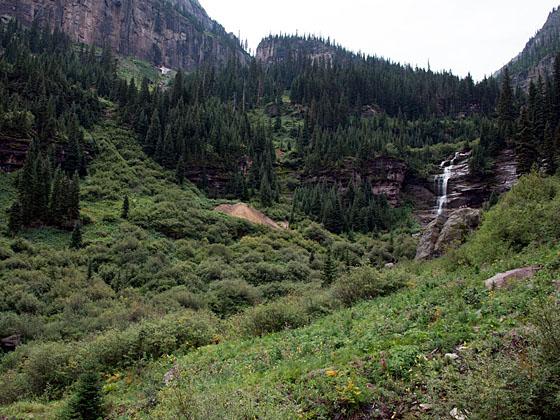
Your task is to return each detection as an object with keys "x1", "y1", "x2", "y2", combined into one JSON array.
[
  {"x1": 410, "y1": 149, "x2": 518, "y2": 225},
  {"x1": 413, "y1": 148, "x2": 518, "y2": 259},
  {"x1": 496, "y1": 6, "x2": 560, "y2": 90},
  {"x1": 0, "y1": 0, "x2": 247, "y2": 71},
  {"x1": 256, "y1": 35, "x2": 353, "y2": 67},
  {"x1": 303, "y1": 156, "x2": 408, "y2": 206}
]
